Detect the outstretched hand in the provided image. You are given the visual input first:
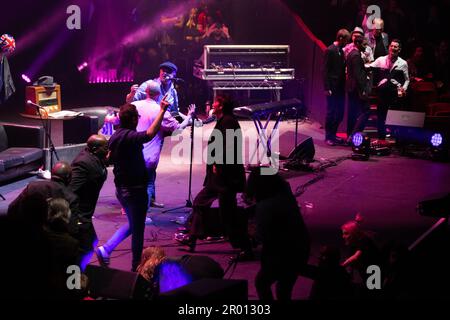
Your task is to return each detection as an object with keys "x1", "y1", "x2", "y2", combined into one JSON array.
[
  {"x1": 160, "y1": 93, "x2": 171, "y2": 111},
  {"x1": 188, "y1": 104, "x2": 196, "y2": 117}
]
